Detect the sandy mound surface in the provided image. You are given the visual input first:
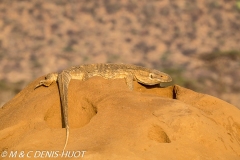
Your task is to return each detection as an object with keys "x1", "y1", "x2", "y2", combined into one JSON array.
[{"x1": 0, "y1": 76, "x2": 240, "y2": 159}]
